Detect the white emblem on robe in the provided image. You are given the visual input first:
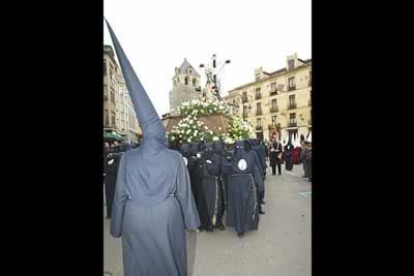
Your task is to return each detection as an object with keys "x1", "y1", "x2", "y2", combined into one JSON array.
[{"x1": 238, "y1": 159, "x2": 247, "y2": 171}]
